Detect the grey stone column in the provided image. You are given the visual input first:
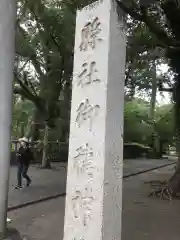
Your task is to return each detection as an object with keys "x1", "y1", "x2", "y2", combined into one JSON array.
[{"x1": 0, "y1": 0, "x2": 16, "y2": 238}]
